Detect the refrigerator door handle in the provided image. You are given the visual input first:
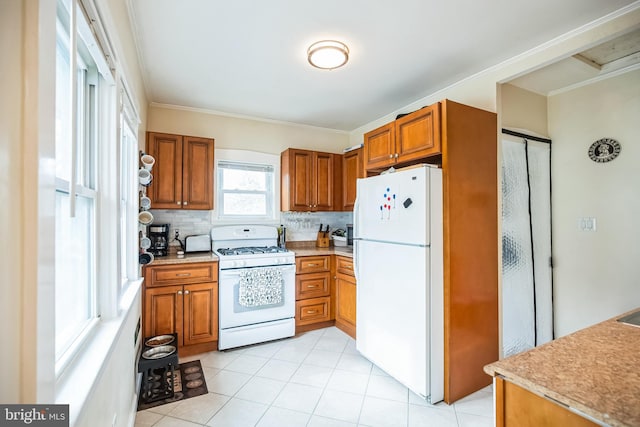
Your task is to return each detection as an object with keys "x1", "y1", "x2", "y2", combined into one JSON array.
[
  {"x1": 353, "y1": 240, "x2": 359, "y2": 283},
  {"x1": 353, "y1": 187, "x2": 360, "y2": 282}
]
